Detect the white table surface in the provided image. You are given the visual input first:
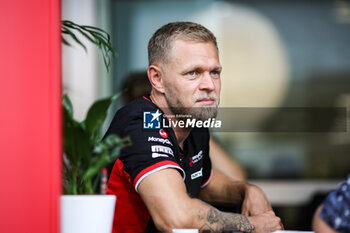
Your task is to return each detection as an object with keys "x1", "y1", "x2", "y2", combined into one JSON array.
[{"x1": 273, "y1": 231, "x2": 314, "y2": 233}]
